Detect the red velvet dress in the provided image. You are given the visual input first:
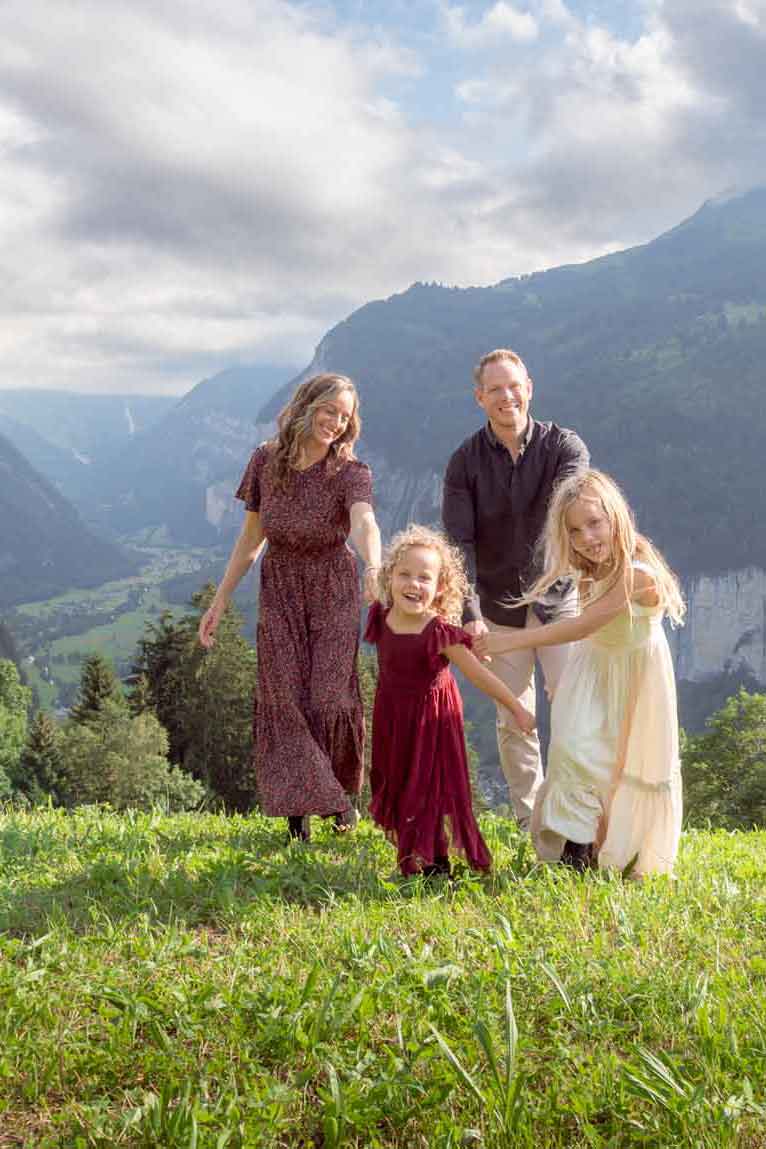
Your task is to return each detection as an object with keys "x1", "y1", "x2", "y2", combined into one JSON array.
[{"x1": 364, "y1": 601, "x2": 492, "y2": 875}]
